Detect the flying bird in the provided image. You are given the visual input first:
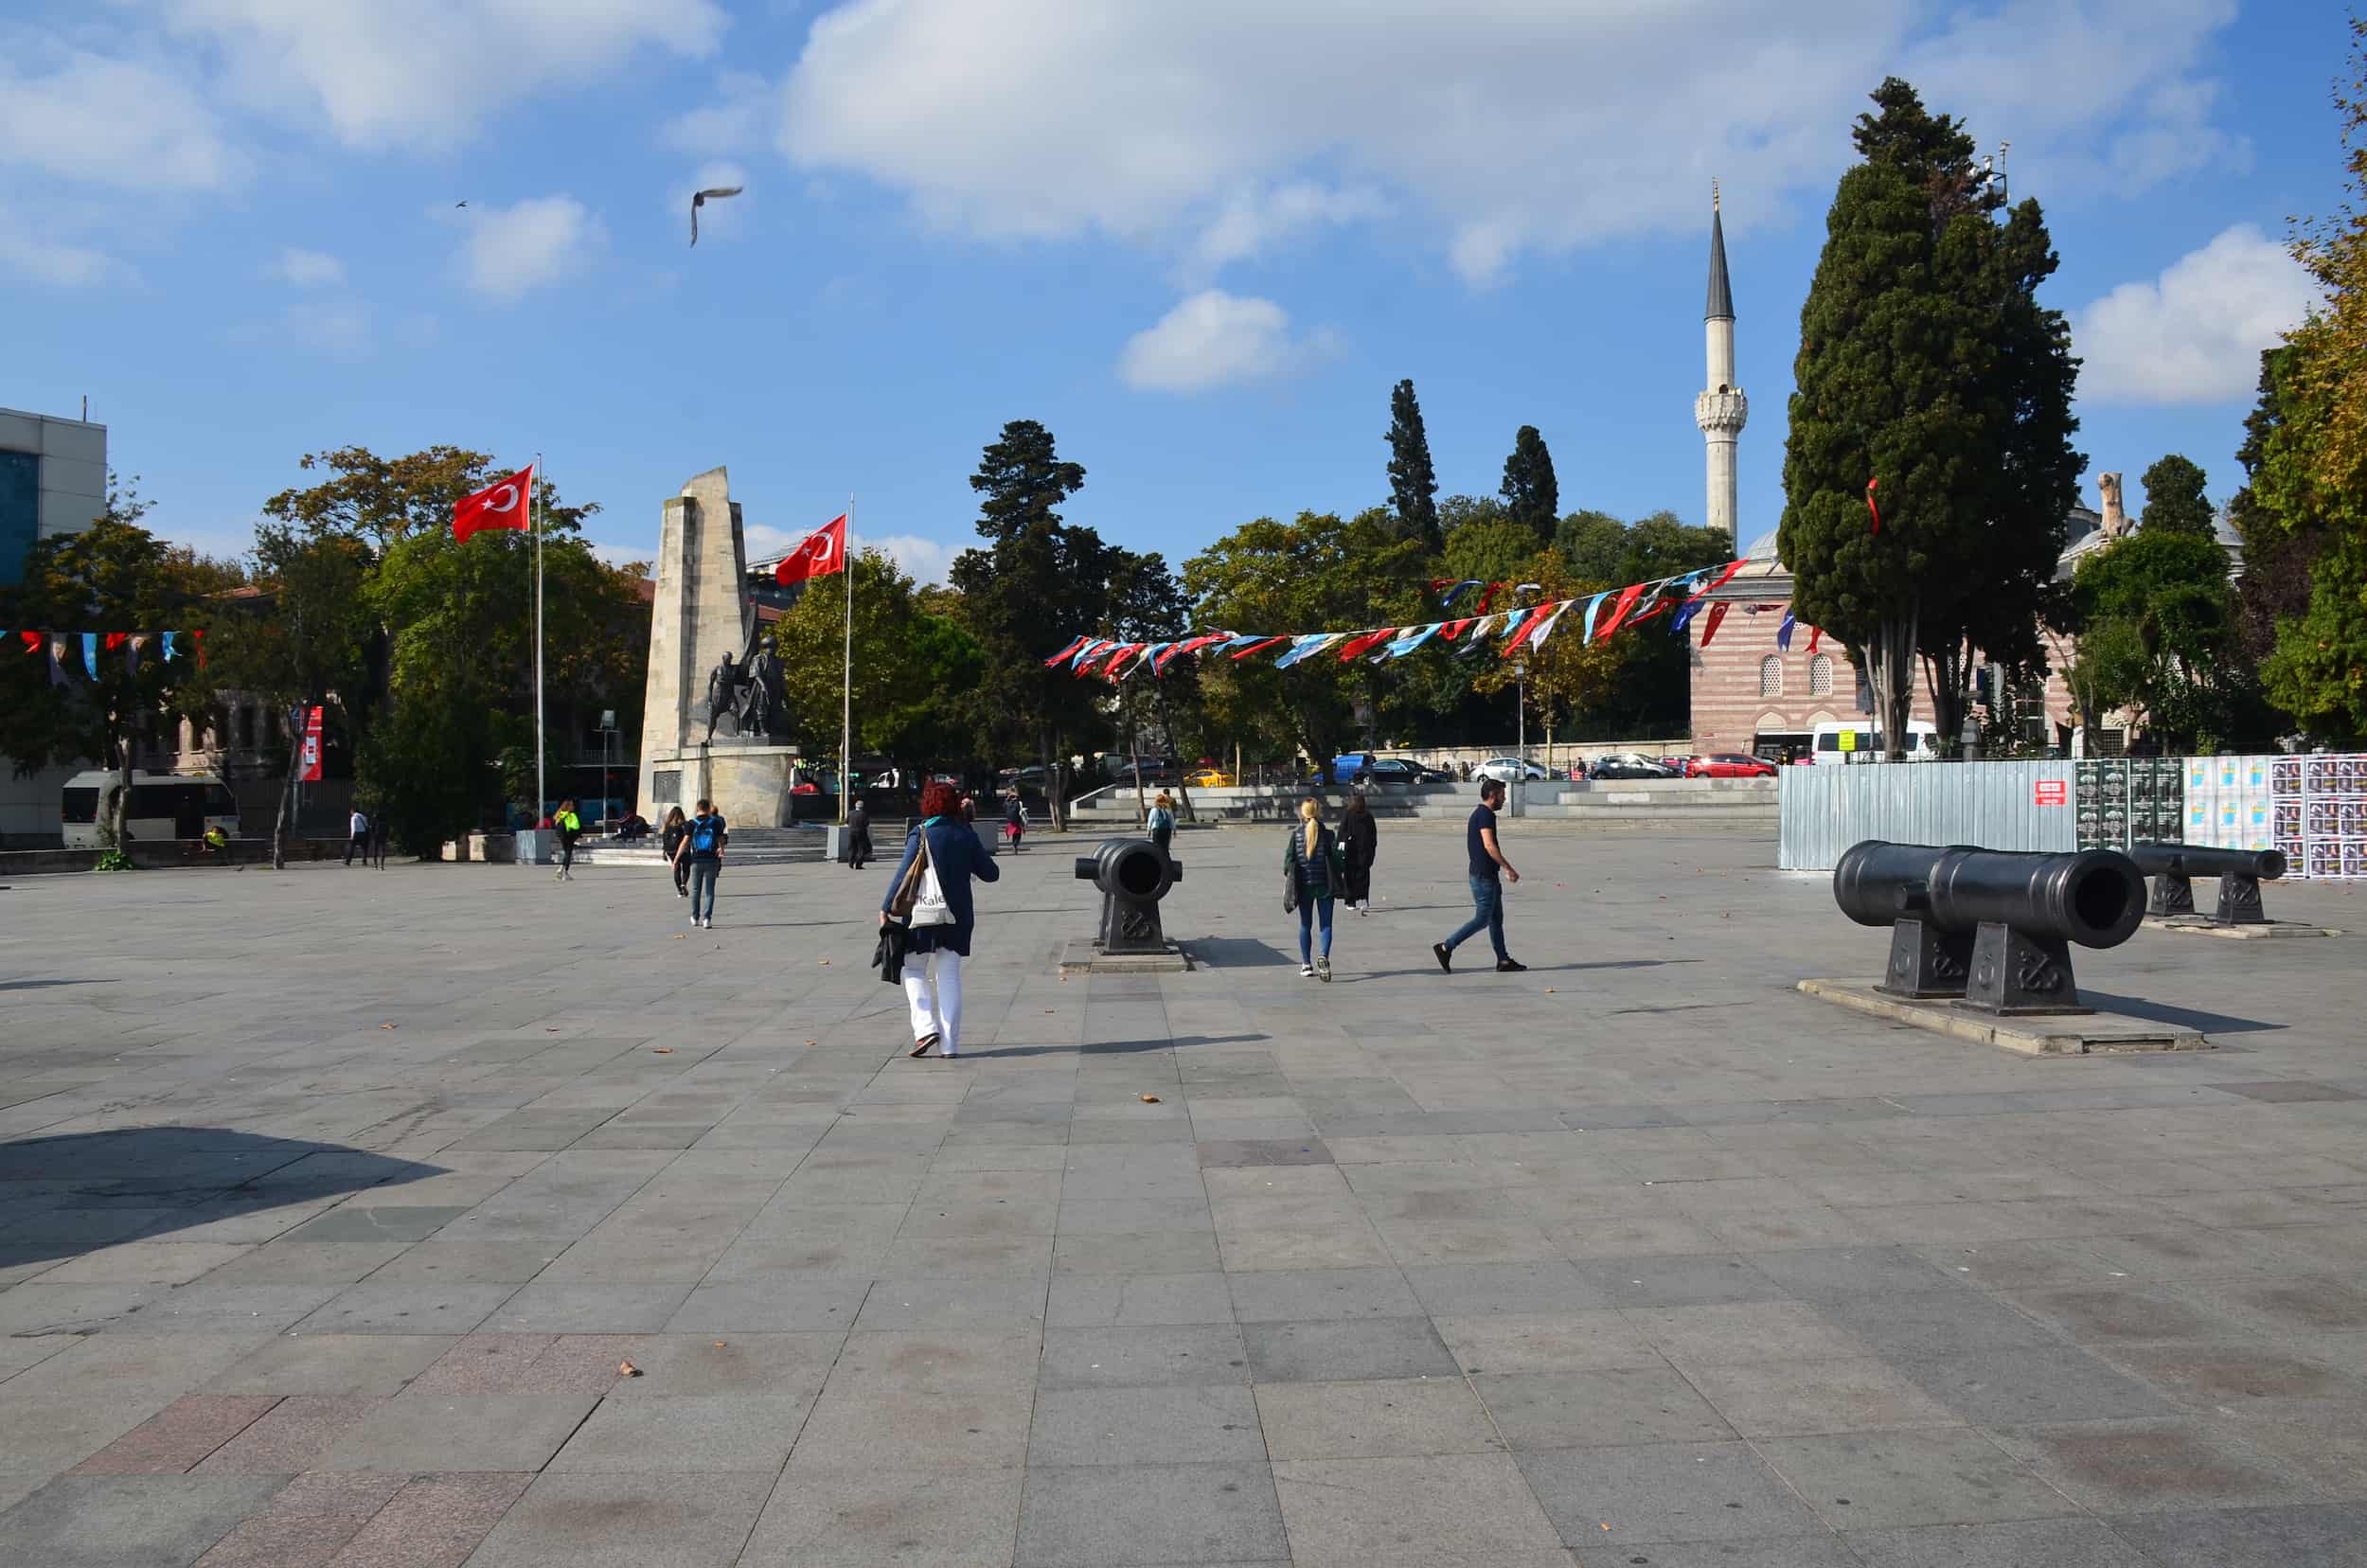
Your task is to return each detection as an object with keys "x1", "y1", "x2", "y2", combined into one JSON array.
[
  {"x1": 689, "y1": 185, "x2": 742, "y2": 246},
  {"x1": 454, "y1": 201, "x2": 467, "y2": 208}
]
